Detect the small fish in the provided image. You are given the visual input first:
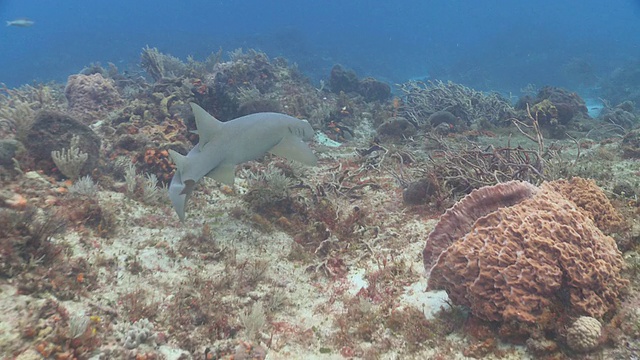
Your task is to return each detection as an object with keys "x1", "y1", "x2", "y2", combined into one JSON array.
[{"x1": 6, "y1": 18, "x2": 35, "y2": 27}]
